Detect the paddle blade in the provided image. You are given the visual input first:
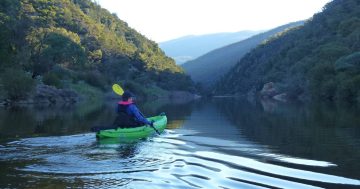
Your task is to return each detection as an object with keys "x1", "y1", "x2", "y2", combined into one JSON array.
[{"x1": 112, "y1": 84, "x2": 124, "y2": 95}]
